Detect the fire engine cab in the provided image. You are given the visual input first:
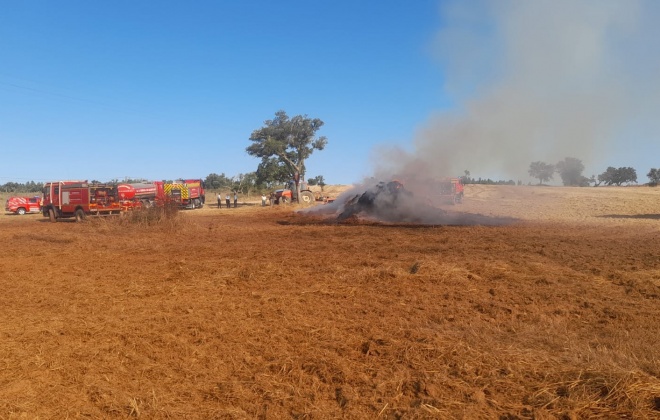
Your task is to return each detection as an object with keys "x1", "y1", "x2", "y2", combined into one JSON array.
[
  {"x1": 155, "y1": 179, "x2": 206, "y2": 209},
  {"x1": 42, "y1": 181, "x2": 123, "y2": 222}
]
